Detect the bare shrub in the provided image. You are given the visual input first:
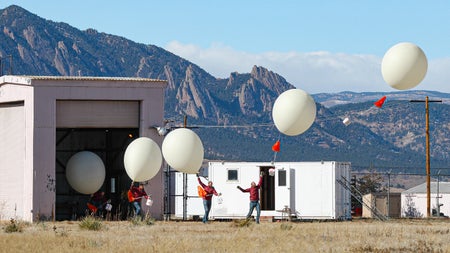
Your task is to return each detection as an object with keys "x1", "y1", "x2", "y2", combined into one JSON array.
[
  {"x1": 79, "y1": 216, "x2": 102, "y2": 231},
  {"x1": 403, "y1": 194, "x2": 423, "y2": 218},
  {"x1": 3, "y1": 218, "x2": 27, "y2": 233},
  {"x1": 231, "y1": 218, "x2": 252, "y2": 227}
]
